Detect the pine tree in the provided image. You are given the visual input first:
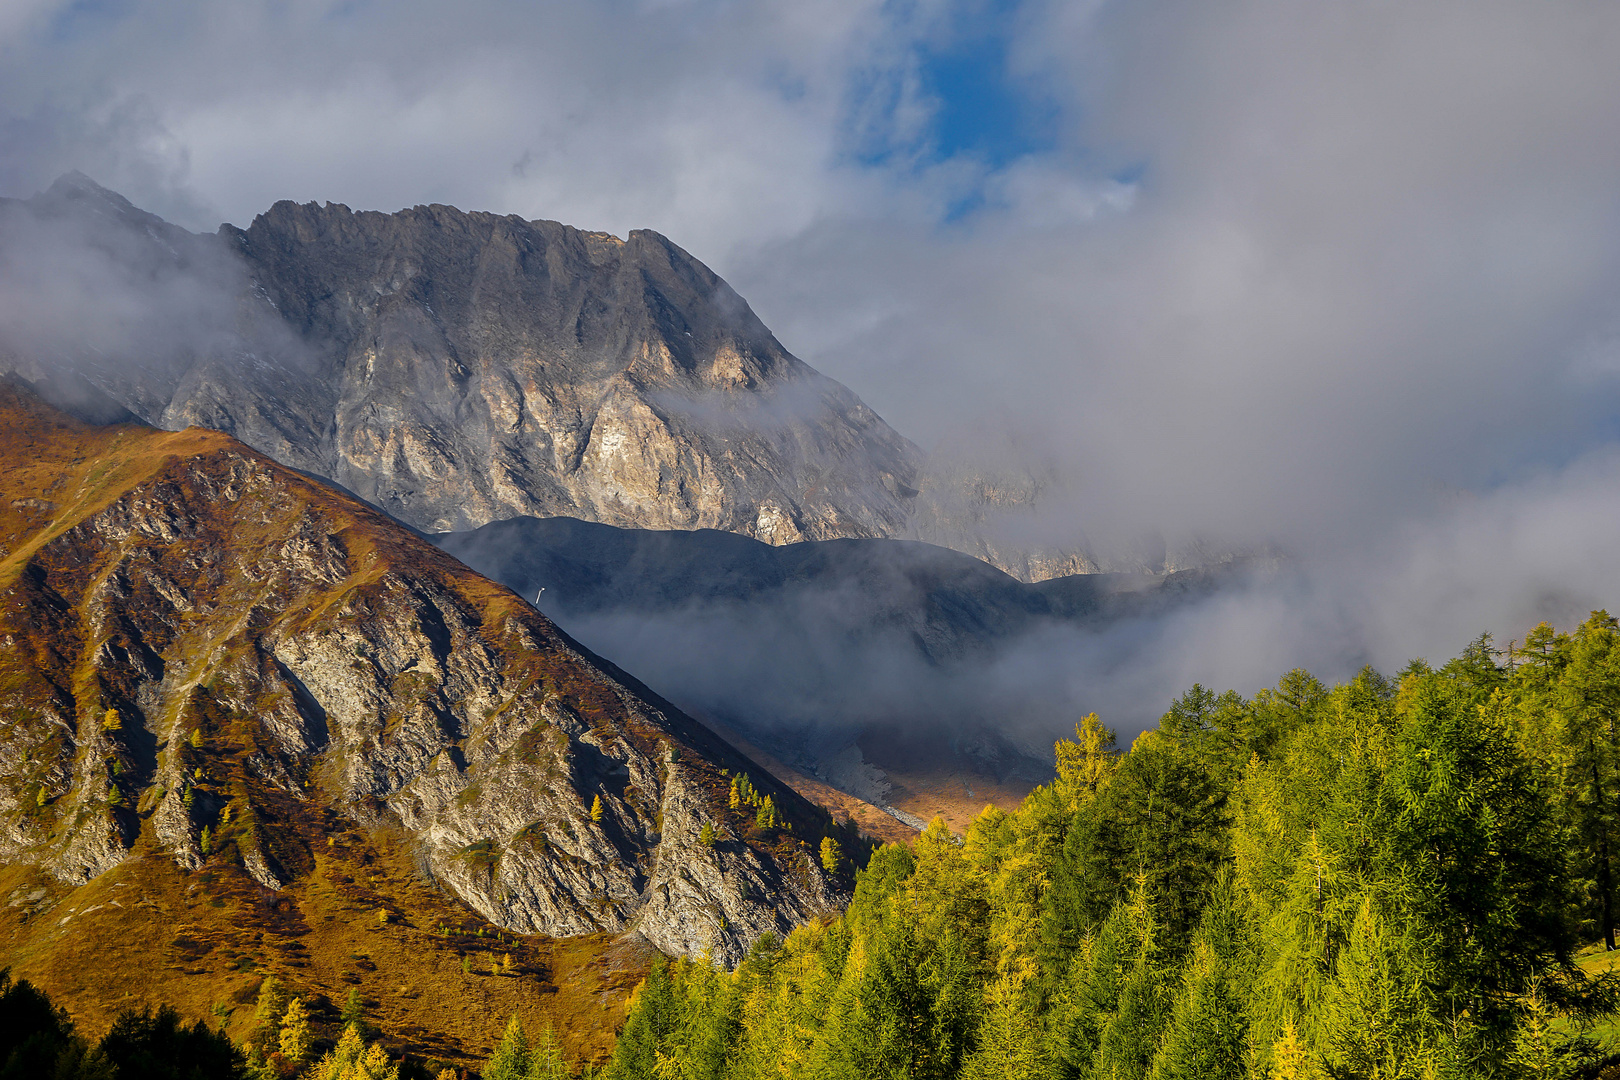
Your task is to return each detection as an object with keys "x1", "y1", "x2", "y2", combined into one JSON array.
[
  {"x1": 962, "y1": 968, "x2": 1043, "y2": 1080},
  {"x1": 1093, "y1": 960, "x2": 1170, "y2": 1080},
  {"x1": 342, "y1": 987, "x2": 372, "y2": 1038},
  {"x1": 102, "y1": 708, "x2": 121, "y2": 732},
  {"x1": 190, "y1": 728, "x2": 203, "y2": 748},
  {"x1": 1052, "y1": 713, "x2": 1116, "y2": 807},
  {"x1": 309, "y1": 1022, "x2": 401, "y2": 1080},
  {"x1": 820, "y1": 836, "x2": 843, "y2": 874},
  {"x1": 251, "y1": 976, "x2": 290, "y2": 1057},
  {"x1": 591, "y1": 795, "x2": 605, "y2": 823},
  {"x1": 279, "y1": 997, "x2": 313, "y2": 1069},
  {"x1": 531, "y1": 1023, "x2": 568, "y2": 1080},
  {"x1": 699, "y1": 821, "x2": 716, "y2": 847},
  {"x1": 1318, "y1": 896, "x2": 1436, "y2": 1079},
  {"x1": 1507, "y1": 978, "x2": 1584, "y2": 1077},
  {"x1": 1149, "y1": 878, "x2": 1250, "y2": 1080},
  {"x1": 1044, "y1": 899, "x2": 1129, "y2": 1078},
  {"x1": 484, "y1": 1014, "x2": 531, "y2": 1080},
  {"x1": 755, "y1": 795, "x2": 776, "y2": 830},
  {"x1": 1268, "y1": 1020, "x2": 1316, "y2": 1080},
  {"x1": 605, "y1": 956, "x2": 679, "y2": 1079},
  {"x1": 729, "y1": 778, "x2": 741, "y2": 810},
  {"x1": 1147, "y1": 941, "x2": 1245, "y2": 1080}
]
